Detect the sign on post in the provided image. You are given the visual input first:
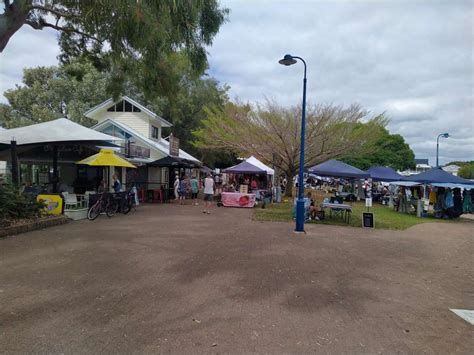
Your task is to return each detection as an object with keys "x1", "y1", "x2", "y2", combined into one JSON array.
[
  {"x1": 365, "y1": 197, "x2": 372, "y2": 207},
  {"x1": 169, "y1": 134, "x2": 180, "y2": 157},
  {"x1": 362, "y1": 212, "x2": 374, "y2": 228}
]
